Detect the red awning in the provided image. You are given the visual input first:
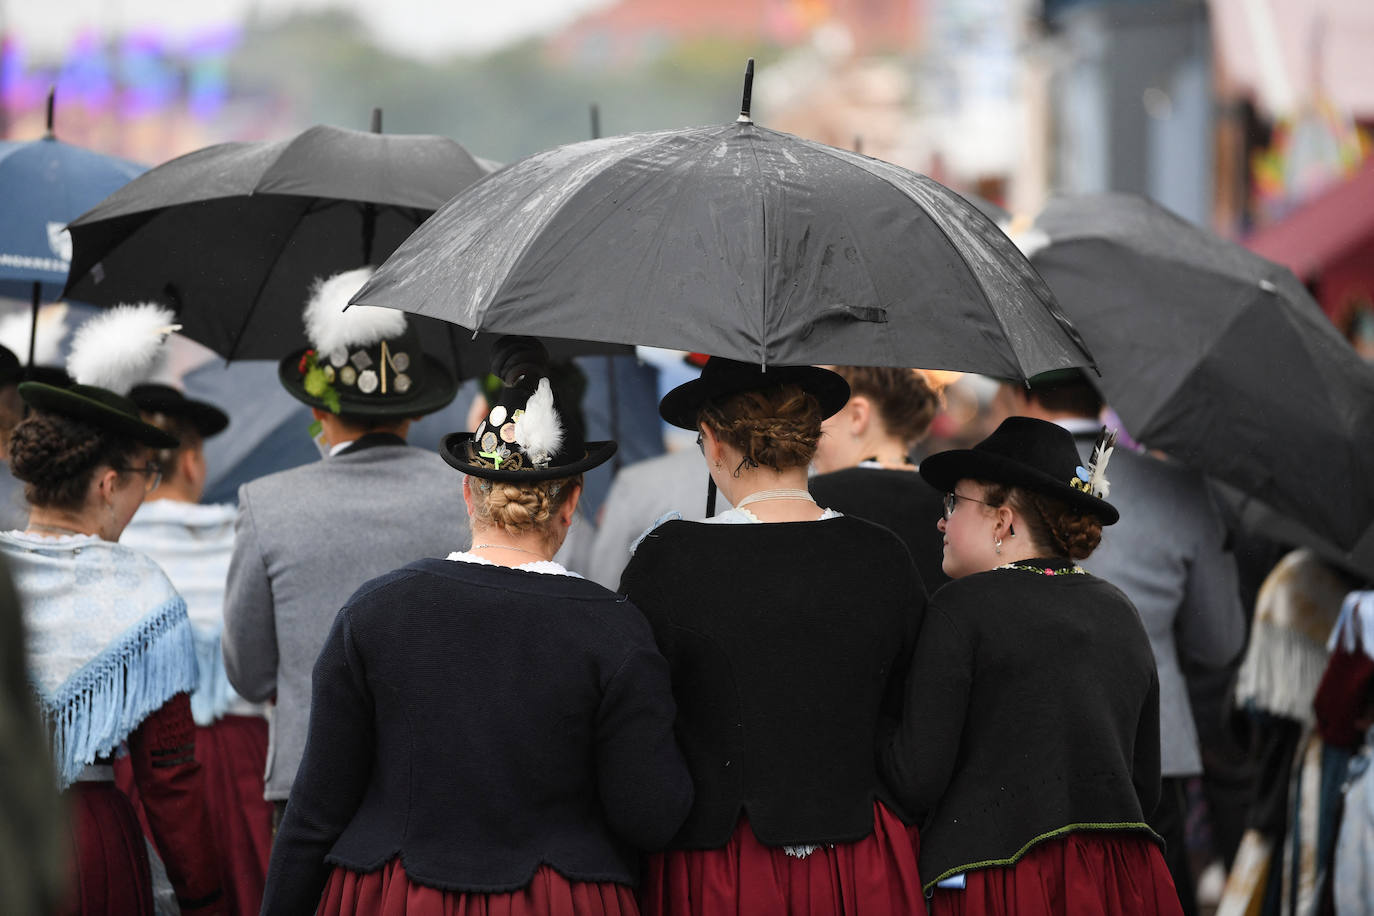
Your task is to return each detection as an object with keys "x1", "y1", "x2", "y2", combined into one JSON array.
[{"x1": 1244, "y1": 158, "x2": 1374, "y2": 279}]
